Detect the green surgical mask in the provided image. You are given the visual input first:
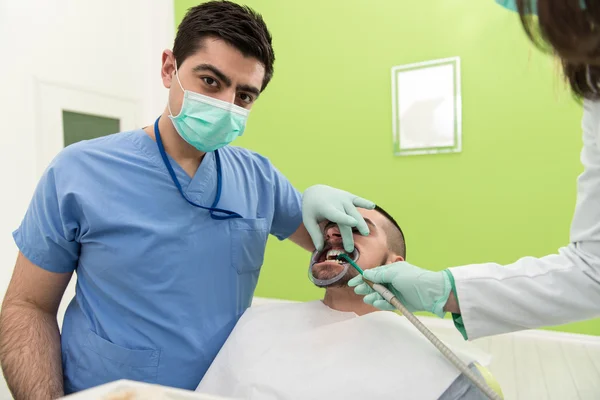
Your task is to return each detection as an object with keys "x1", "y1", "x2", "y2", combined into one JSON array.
[{"x1": 168, "y1": 66, "x2": 249, "y2": 153}]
